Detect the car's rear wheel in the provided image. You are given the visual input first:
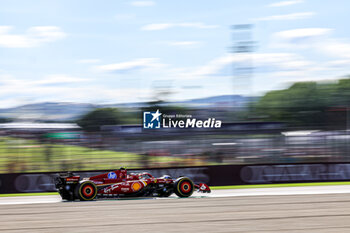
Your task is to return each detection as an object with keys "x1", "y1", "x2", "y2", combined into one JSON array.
[
  {"x1": 76, "y1": 181, "x2": 97, "y2": 201},
  {"x1": 174, "y1": 177, "x2": 194, "y2": 197}
]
